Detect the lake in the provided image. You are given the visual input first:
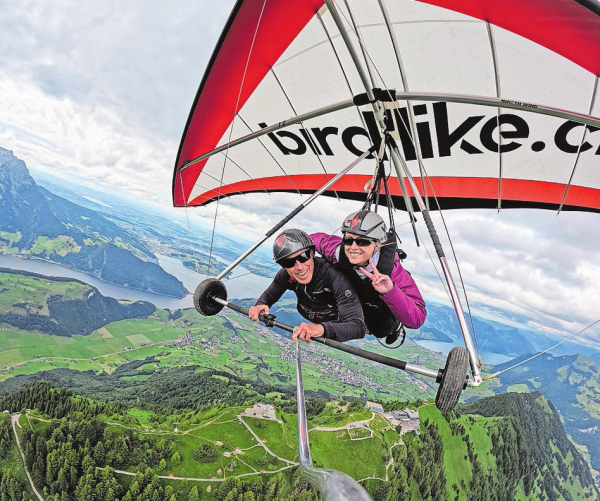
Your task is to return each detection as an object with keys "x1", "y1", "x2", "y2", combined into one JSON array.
[
  {"x1": 416, "y1": 339, "x2": 513, "y2": 365},
  {"x1": 0, "y1": 253, "x2": 272, "y2": 310}
]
